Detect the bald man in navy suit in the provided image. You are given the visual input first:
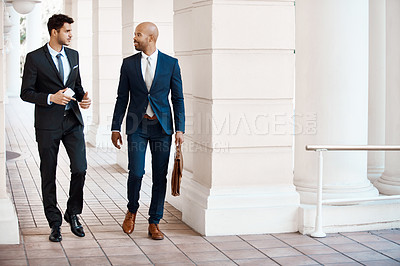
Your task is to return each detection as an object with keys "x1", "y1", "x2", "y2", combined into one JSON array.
[{"x1": 111, "y1": 22, "x2": 185, "y2": 240}]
